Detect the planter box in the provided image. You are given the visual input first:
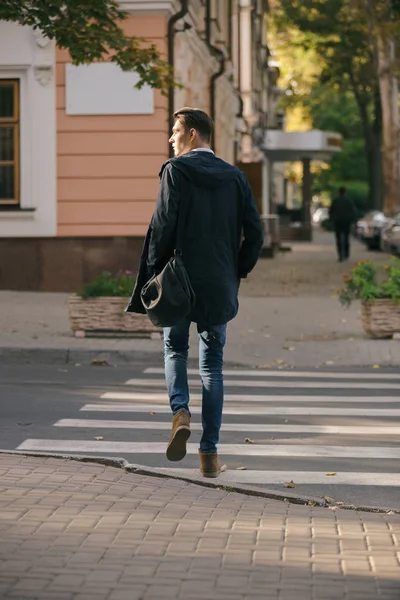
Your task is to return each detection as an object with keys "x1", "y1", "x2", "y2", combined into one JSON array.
[
  {"x1": 361, "y1": 299, "x2": 400, "y2": 339},
  {"x1": 68, "y1": 295, "x2": 159, "y2": 337}
]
